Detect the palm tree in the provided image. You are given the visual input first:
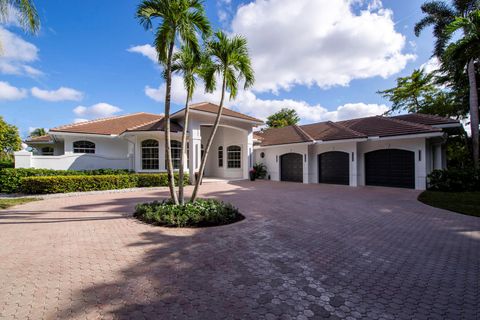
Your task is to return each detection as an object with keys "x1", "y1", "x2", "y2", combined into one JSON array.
[
  {"x1": 190, "y1": 31, "x2": 254, "y2": 202},
  {"x1": 0, "y1": 0, "x2": 39, "y2": 33},
  {"x1": 171, "y1": 45, "x2": 213, "y2": 204},
  {"x1": 29, "y1": 127, "x2": 46, "y2": 137},
  {"x1": 415, "y1": 0, "x2": 479, "y2": 167},
  {"x1": 444, "y1": 10, "x2": 480, "y2": 167},
  {"x1": 136, "y1": 0, "x2": 210, "y2": 204}
]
